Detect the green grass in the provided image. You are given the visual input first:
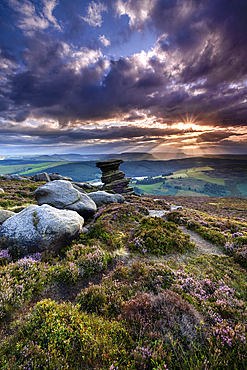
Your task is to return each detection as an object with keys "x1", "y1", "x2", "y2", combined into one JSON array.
[
  {"x1": 20, "y1": 162, "x2": 70, "y2": 175},
  {"x1": 0, "y1": 162, "x2": 69, "y2": 176},
  {"x1": 187, "y1": 171, "x2": 225, "y2": 185}
]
